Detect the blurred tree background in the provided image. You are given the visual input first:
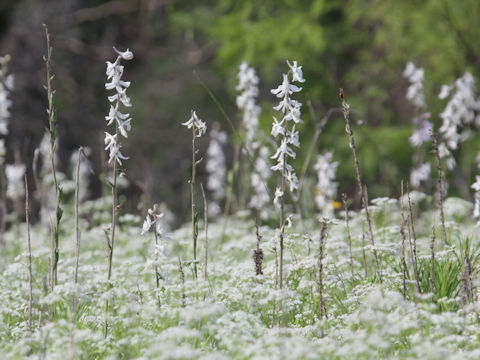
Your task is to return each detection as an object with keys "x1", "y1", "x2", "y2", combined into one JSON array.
[{"x1": 1, "y1": 0, "x2": 480, "y2": 222}]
